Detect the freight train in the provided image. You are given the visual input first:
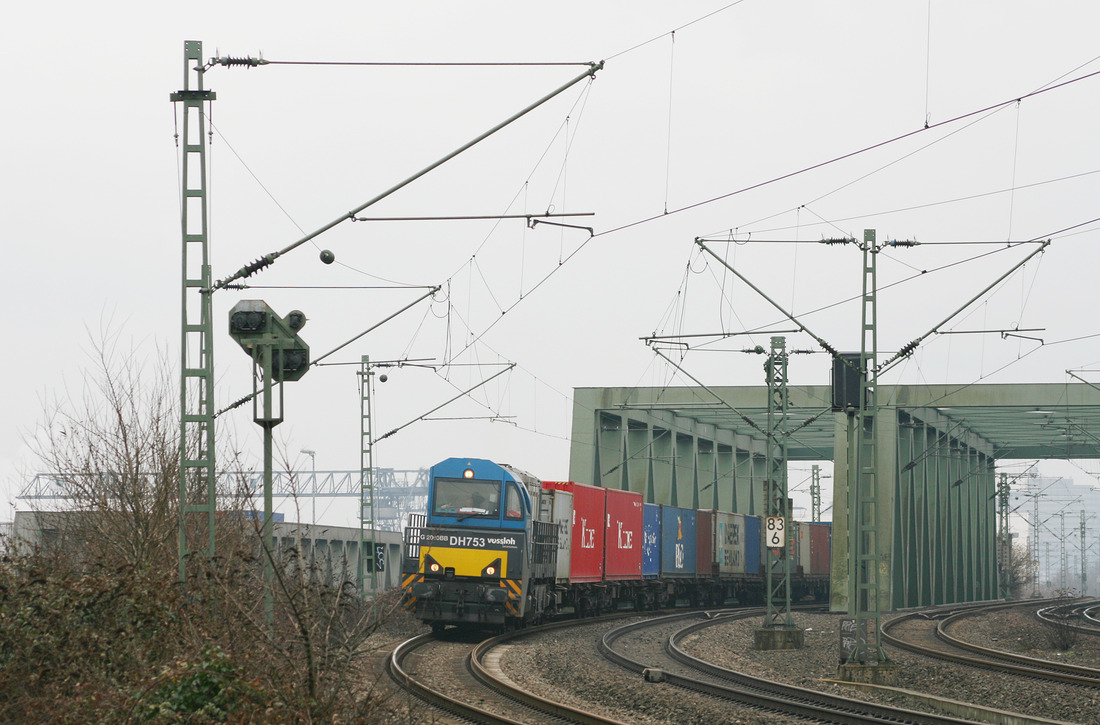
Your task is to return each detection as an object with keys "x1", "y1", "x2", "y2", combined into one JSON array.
[{"x1": 400, "y1": 457, "x2": 830, "y2": 631}]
